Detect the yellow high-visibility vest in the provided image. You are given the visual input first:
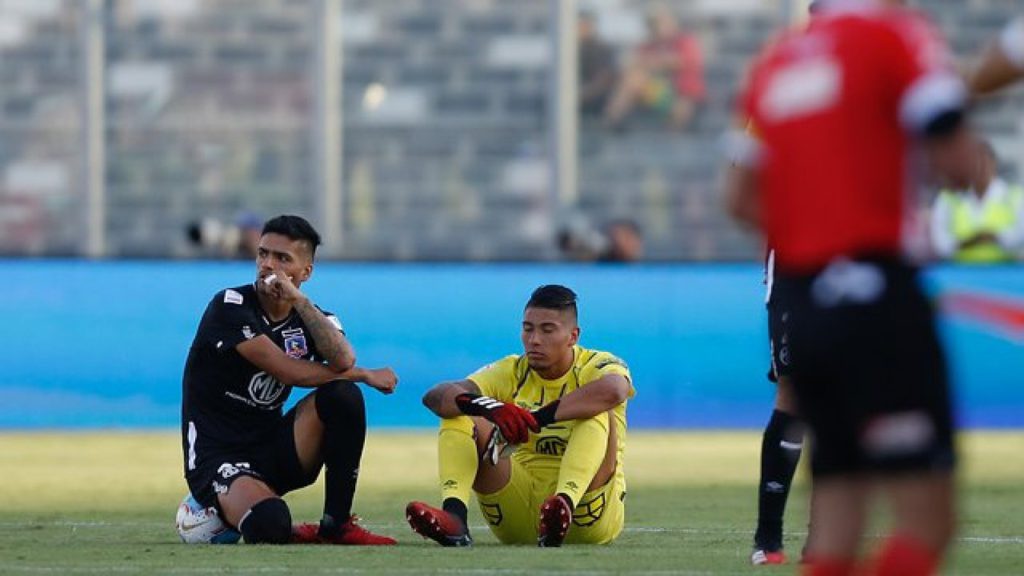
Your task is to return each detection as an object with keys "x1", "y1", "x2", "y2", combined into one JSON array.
[{"x1": 938, "y1": 184, "x2": 1024, "y2": 262}]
